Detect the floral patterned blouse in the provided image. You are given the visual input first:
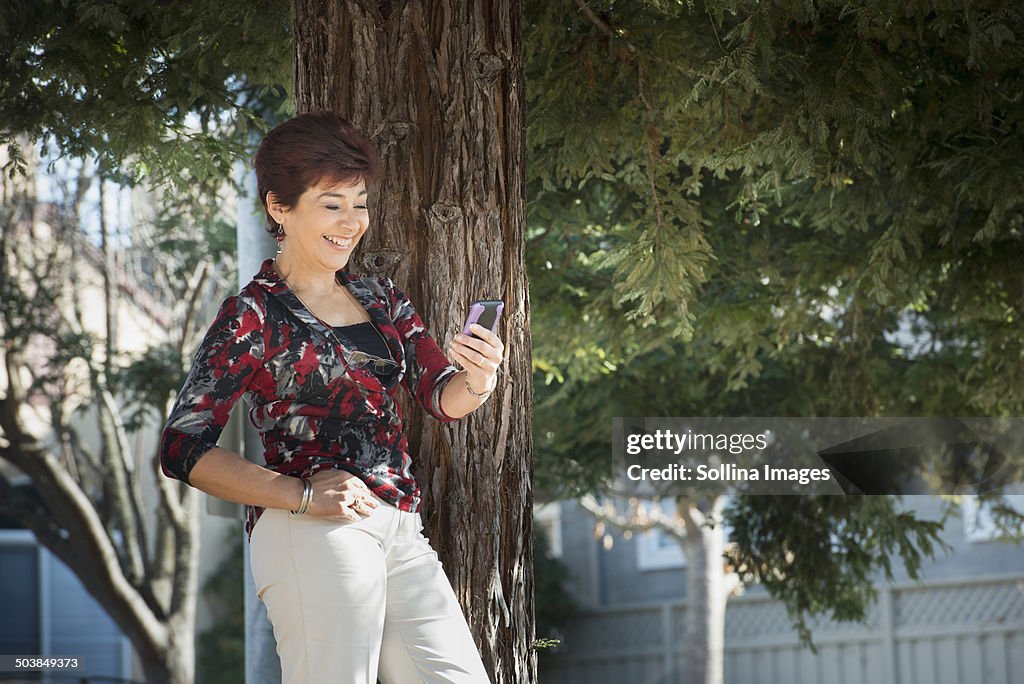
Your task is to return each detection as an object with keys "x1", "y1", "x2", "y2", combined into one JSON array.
[{"x1": 159, "y1": 258, "x2": 461, "y2": 537}]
